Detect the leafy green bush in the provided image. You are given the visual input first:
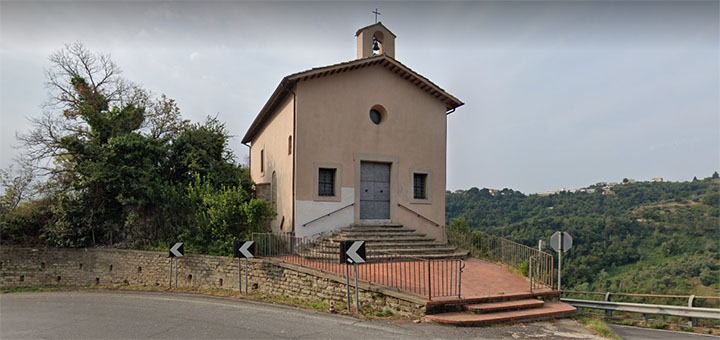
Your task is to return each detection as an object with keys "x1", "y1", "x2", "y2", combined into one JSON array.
[
  {"x1": 182, "y1": 174, "x2": 273, "y2": 255},
  {"x1": 515, "y1": 260, "x2": 529, "y2": 277},
  {"x1": 0, "y1": 197, "x2": 54, "y2": 245}
]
